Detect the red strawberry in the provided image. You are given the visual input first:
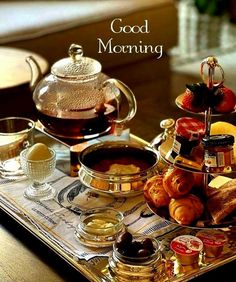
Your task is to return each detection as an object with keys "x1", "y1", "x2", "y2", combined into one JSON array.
[
  {"x1": 214, "y1": 86, "x2": 236, "y2": 113},
  {"x1": 182, "y1": 88, "x2": 206, "y2": 113},
  {"x1": 182, "y1": 89, "x2": 193, "y2": 110}
]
